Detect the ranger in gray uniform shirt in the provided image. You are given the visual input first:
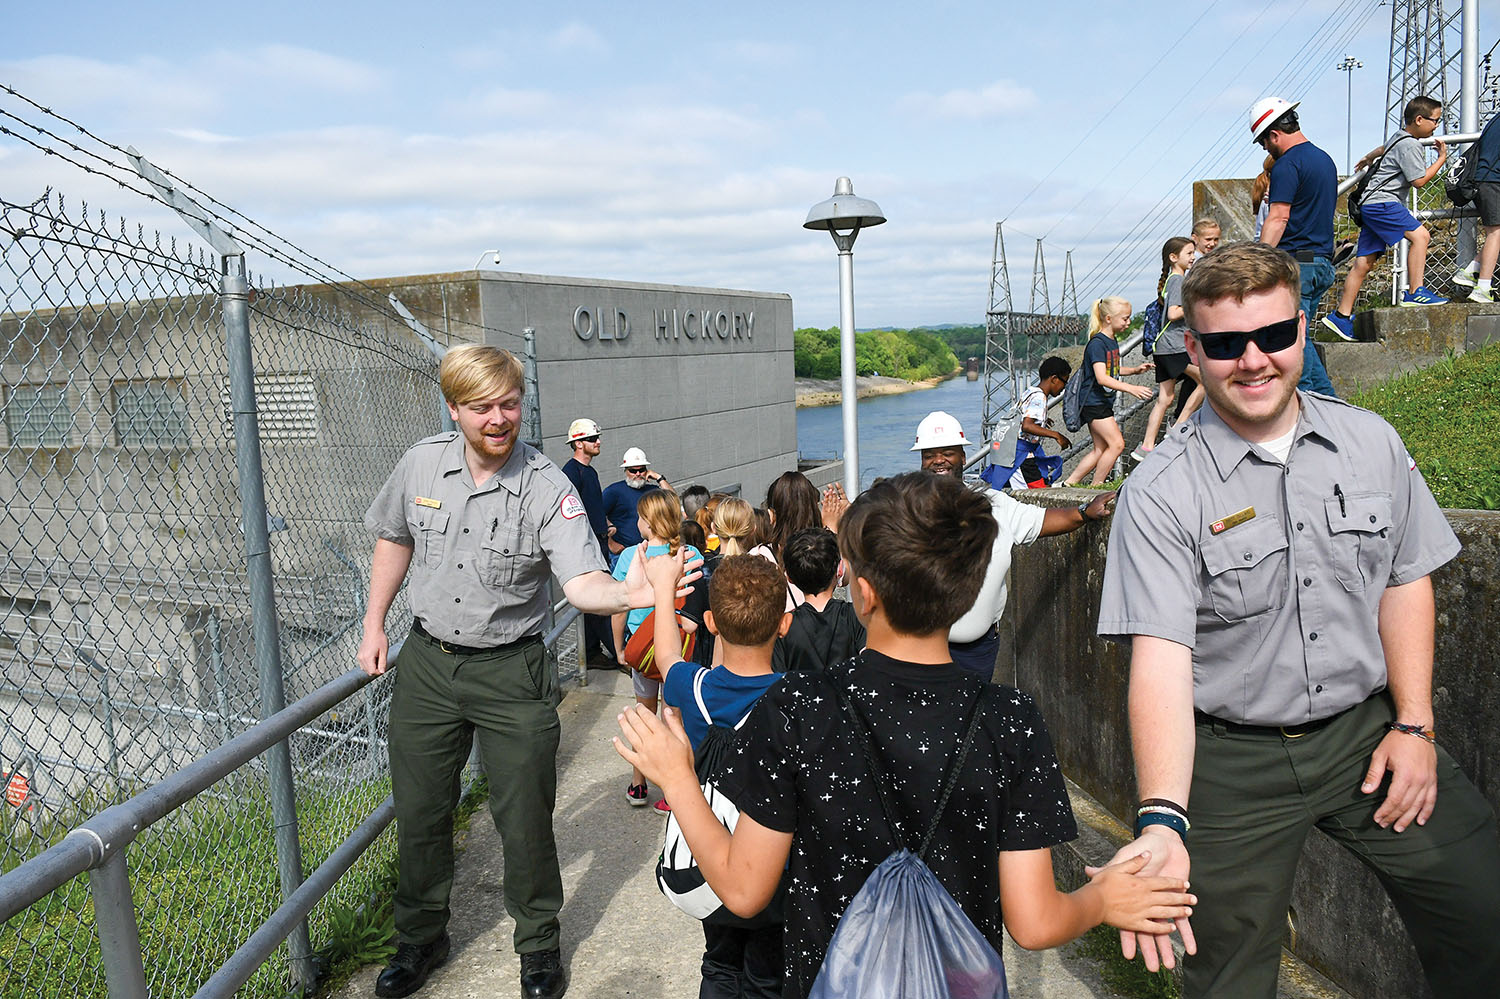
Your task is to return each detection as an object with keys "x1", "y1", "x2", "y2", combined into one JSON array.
[
  {"x1": 1094, "y1": 243, "x2": 1500, "y2": 998},
  {"x1": 359, "y1": 345, "x2": 680, "y2": 999}
]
